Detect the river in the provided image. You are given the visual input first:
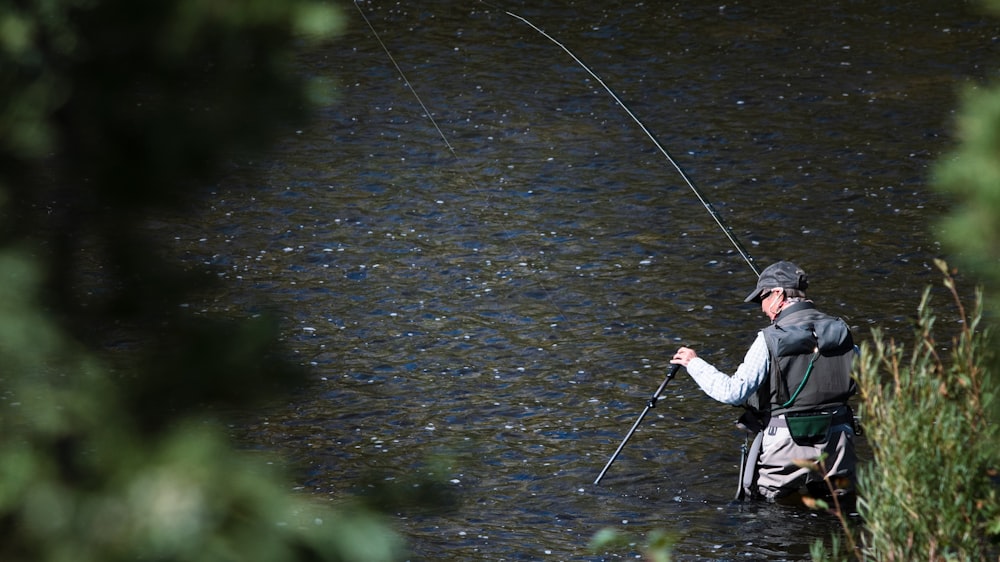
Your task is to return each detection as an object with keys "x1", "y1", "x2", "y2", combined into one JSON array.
[{"x1": 161, "y1": 1, "x2": 1000, "y2": 560}]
